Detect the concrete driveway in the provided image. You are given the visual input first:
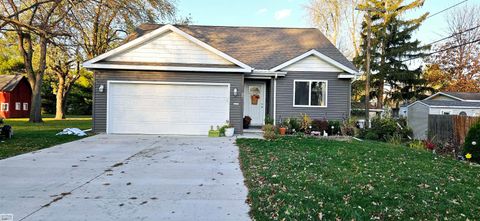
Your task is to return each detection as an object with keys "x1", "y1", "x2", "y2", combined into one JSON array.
[{"x1": 0, "y1": 135, "x2": 250, "y2": 221}]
